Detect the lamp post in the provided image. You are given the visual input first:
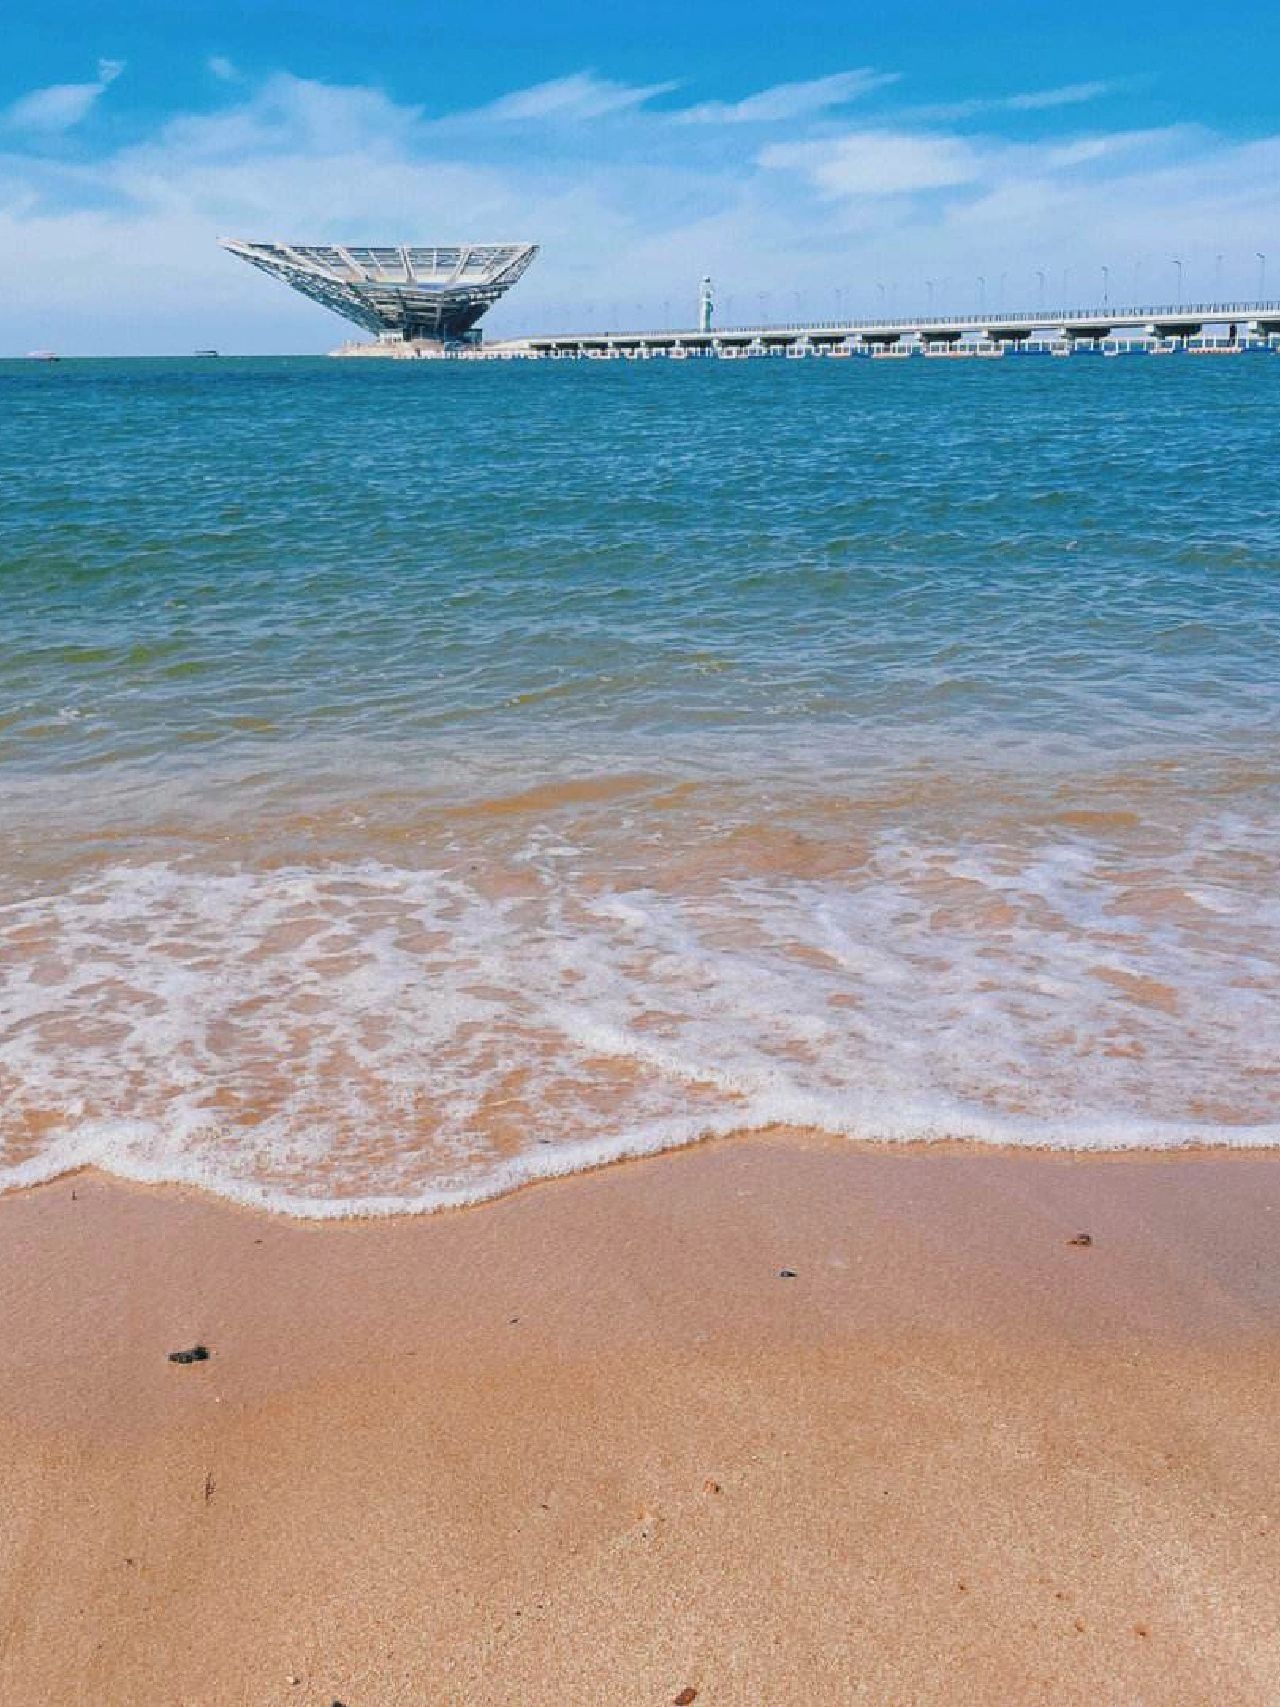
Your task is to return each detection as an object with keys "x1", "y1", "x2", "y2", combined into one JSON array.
[
  {"x1": 1101, "y1": 264, "x2": 1109, "y2": 308},
  {"x1": 876, "y1": 281, "x2": 886, "y2": 315},
  {"x1": 1036, "y1": 268, "x2": 1046, "y2": 310},
  {"x1": 1258, "y1": 253, "x2": 1268, "y2": 299},
  {"x1": 977, "y1": 274, "x2": 986, "y2": 313},
  {"x1": 1171, "y1": 256, "x2": 1182, "y2": 306},
  {"x1": 1214, "y1": 253, "x2": 1223, "y2": 299}
]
